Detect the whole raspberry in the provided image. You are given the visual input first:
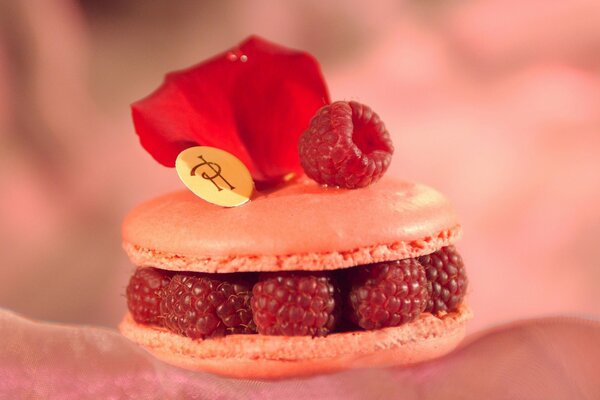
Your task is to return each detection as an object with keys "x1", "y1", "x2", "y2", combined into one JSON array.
[
  {"x1": 298, "y1": 101, "x2": 394, "y2": 189},
  {"x1": 251, "y1": 272, "x2": 340, "y2": 336},
  {"x1": 126, "y1": 267, "x2": 172, "y2": 325},
  {"x1": 418, "y1": 246, "x2": 468, "y2": 314},
  {"x1": 345, "y1": 259, "x2": 428, "y2": 330},
  {"x1": 160, "y1": 273, "x2": 256, "y2": 339}
]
